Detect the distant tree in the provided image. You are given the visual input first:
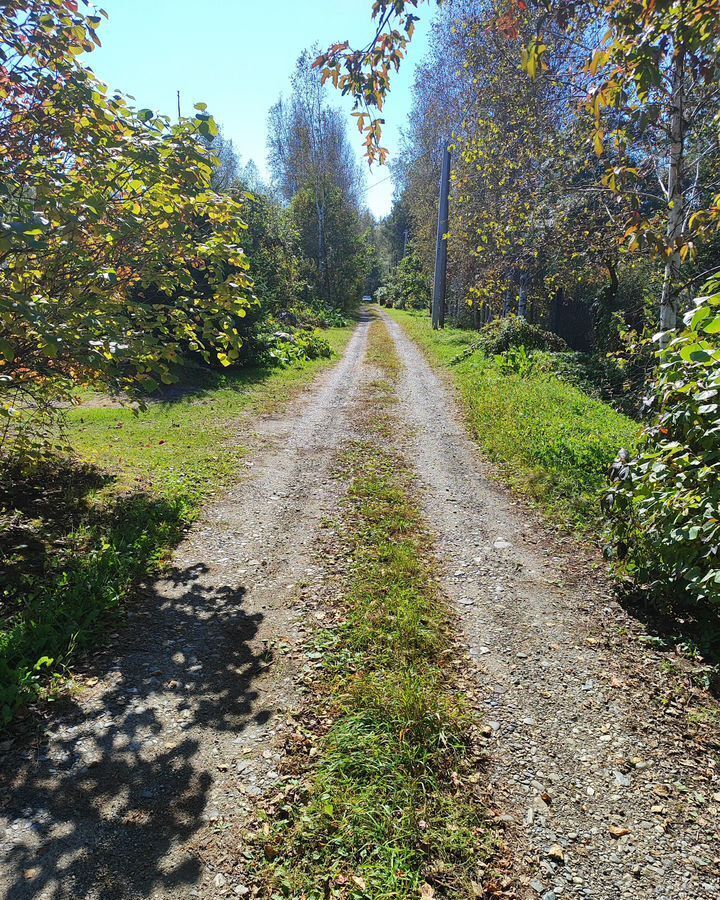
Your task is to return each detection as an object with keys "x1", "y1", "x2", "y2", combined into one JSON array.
[{"x1": 268, "y1": 50, "x2": 370, "y2": 310}]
